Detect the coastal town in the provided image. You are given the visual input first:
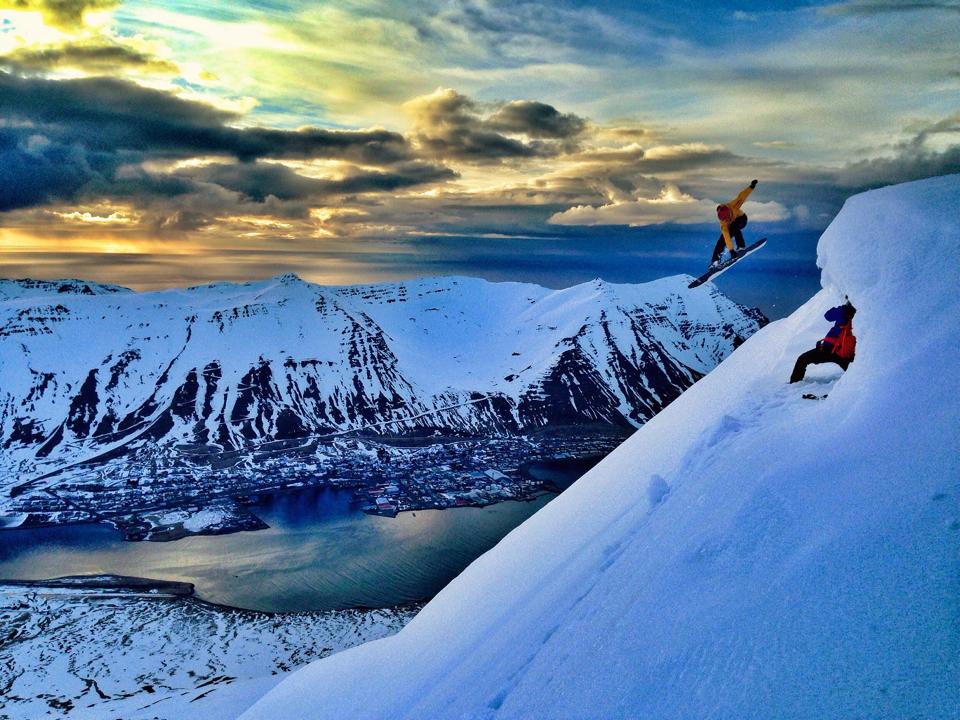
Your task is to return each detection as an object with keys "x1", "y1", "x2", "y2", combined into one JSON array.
[{"x1": 1, "y1": 428, "x2": 628, "y2": 540}]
